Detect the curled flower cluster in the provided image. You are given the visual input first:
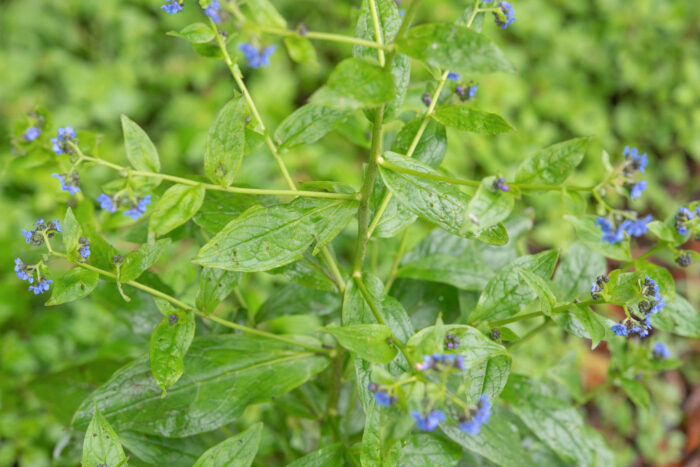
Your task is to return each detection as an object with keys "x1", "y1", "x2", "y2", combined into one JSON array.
[
  {"x1": 492, "y1": 1, "x2": 516, "y2": 29},
  {"x1": 368, "y1": 383, "x2": 397, "y2": 407},
  {"x1": 492, "y1": 177, "x2": 509, "y2": 193},
  {"x1": 456, "y1": 84, "x2": 478, "y2": 101},
  {"x1": 611, "y1": 275, "x2": 665, "y2": 338},
  {"x1": 590, "y1": 274, "x2": 609, "y2": 300},
  {"x1": 622, "y1": 146, "x2": 648, "y2": 199},
  {"x1": 416, "y1": 353, "x2": 466, "y2": 372},
  {"x1": 50, "y1": 126, "x2": 76, "y2": 155},
  {"x1": 15, "y1": 257, "x2": 53, "y2": 294},
  {"x1": 22, "y1": 218, "x2": 61, "y2": 246},
  {"x1": 675, "y1": 206, "x2": 699, "y2": 235},
  {"x1": 239, "y1": 43, "x2": 277, "y2": 69},
  {"x1": 444, "y1": 333, "x2": 460, "y2": 350},
  {"x1": 52, "y1": 171, "x2": 81, "y2": 195},
  {"x1": 596, "y1": 215, "x2": 652, "y2": 245},
  {"x1": 675, "y1": 252, "x2": 692, "y2": 268},
  {"x1": 98, "y1": 193, "x2": 152, "y2": 220},
  {"x1": 458, "y1": 395, "x2": 492, "y2": 435}
]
